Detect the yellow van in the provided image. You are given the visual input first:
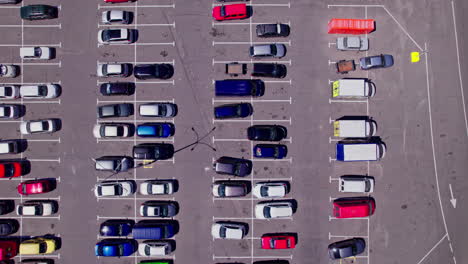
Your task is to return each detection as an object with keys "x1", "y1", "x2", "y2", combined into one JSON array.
[{"x1": 19, "y1": 237, "x2": 56, "y2": 255}]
